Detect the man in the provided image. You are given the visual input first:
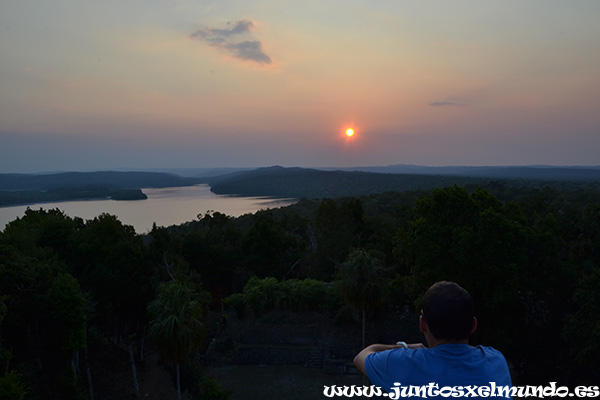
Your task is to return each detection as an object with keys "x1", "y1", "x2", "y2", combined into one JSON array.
[{"x1": 353, "y1": 281, "x2": 512, "y2": 396}]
